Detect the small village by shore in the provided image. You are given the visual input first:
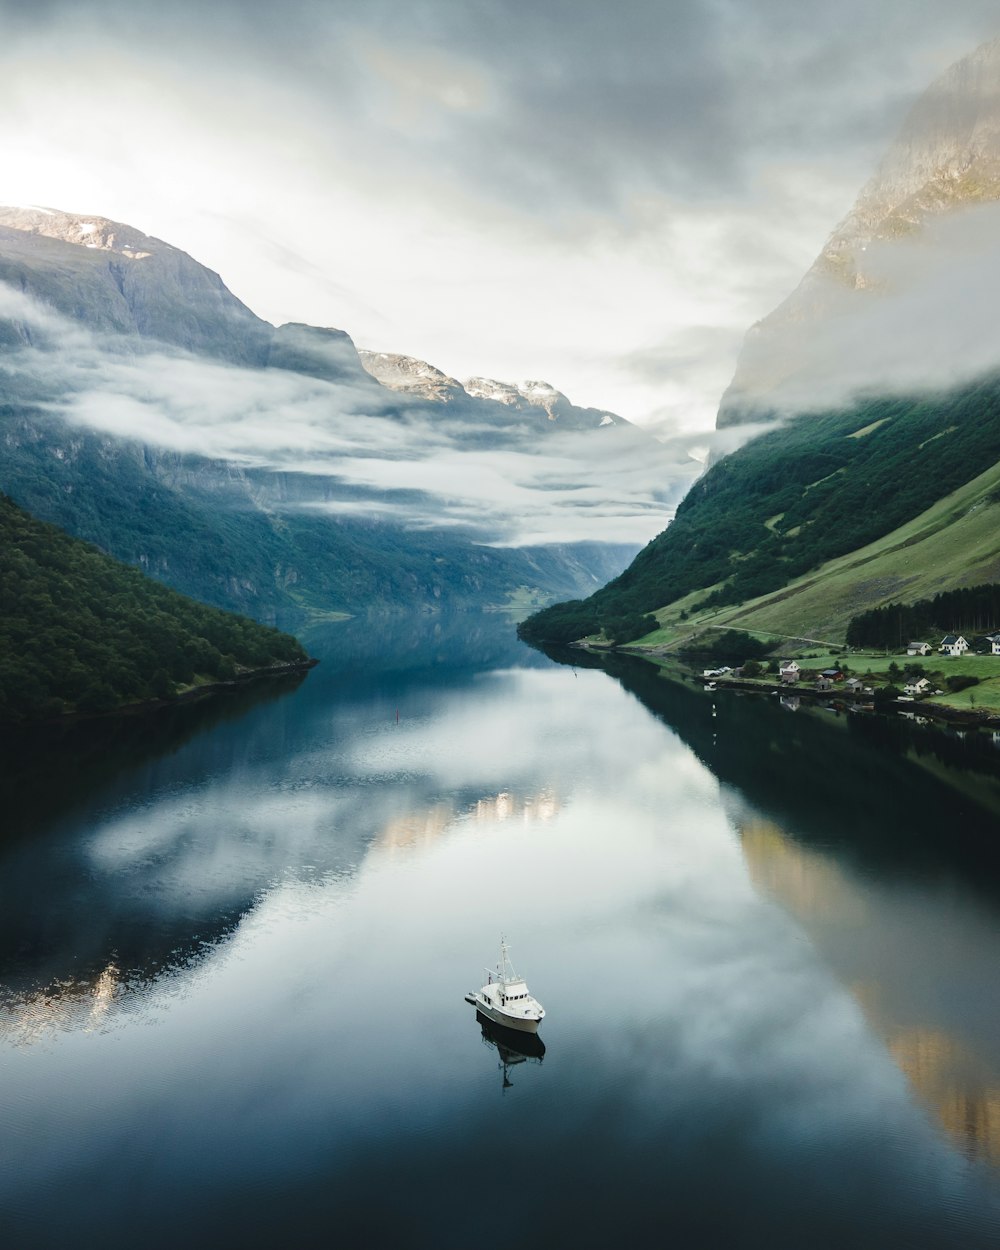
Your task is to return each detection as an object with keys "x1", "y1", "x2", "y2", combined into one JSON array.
[{"x1": 589, "y1": 628, "x2": 1000, "y2": 730}]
